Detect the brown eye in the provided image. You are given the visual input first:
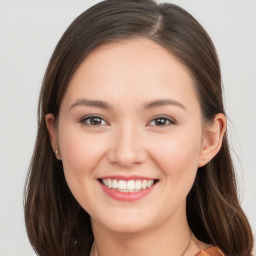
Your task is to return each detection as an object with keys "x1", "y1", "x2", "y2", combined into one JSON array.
[
  {"x1": 81, "y1": 115, "x2": 108, "y2": 126},
  {"x1": 148, "y1": 116, "x2": 175, "y2": 127}
]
